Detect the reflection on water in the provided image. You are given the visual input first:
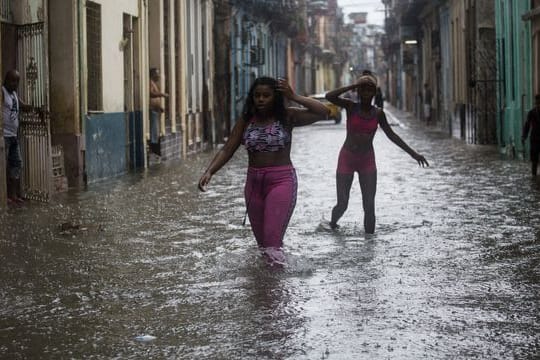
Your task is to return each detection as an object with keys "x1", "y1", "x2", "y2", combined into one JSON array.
[{"x1": 1, "y1": 107, "x2": 539, "y2": 358}]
